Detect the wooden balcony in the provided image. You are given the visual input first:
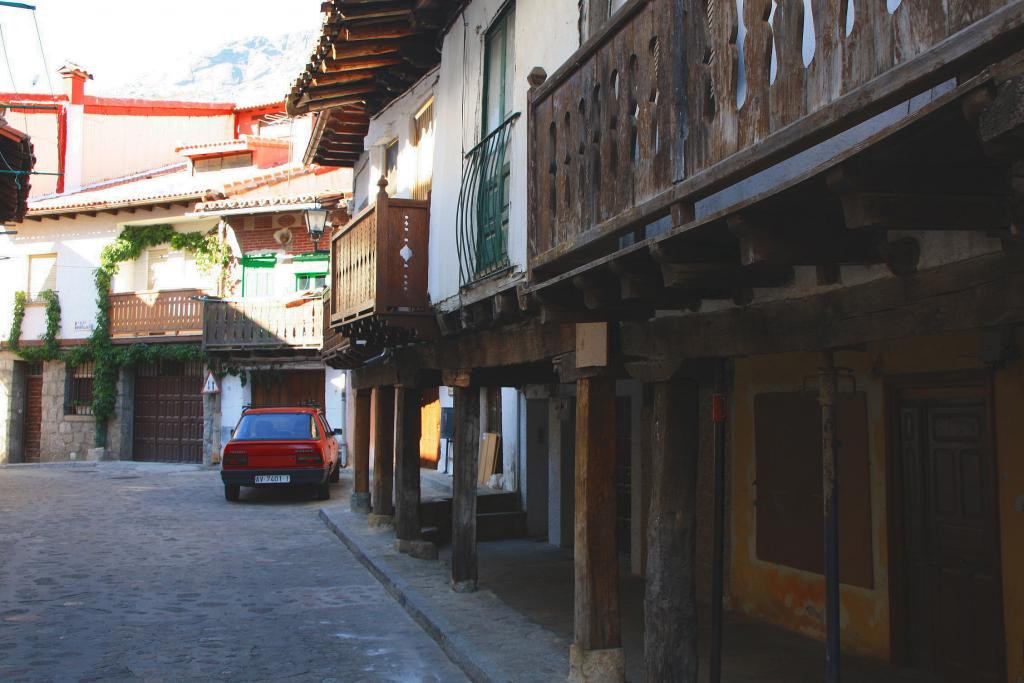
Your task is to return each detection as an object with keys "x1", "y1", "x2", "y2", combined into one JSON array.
[
  {"x1": 203, "y1": 297, "x2": 323, "y2": 352},
  {"x1": 329, "y1": 178, "x2": 435, "y2": 344},
  {"x1": 109, "y1": 288, "x2": 206, "y2": 340},
  {"x1": 527, "y1": 0, "x2": 1024, "y2": 281}
]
